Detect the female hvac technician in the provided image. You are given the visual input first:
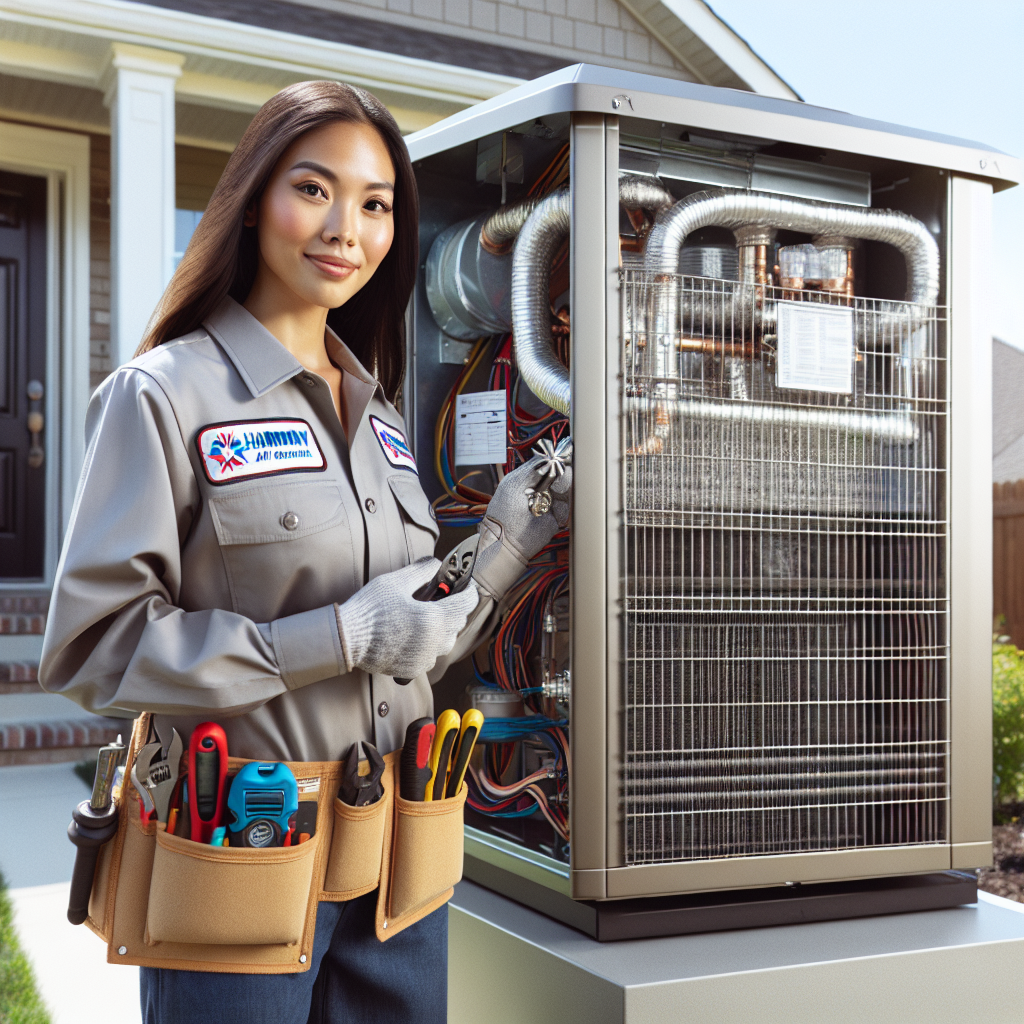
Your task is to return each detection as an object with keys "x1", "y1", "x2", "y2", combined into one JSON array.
[{"x1": 39, "y1": 81, "x2": 571, "y2": 1024}]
